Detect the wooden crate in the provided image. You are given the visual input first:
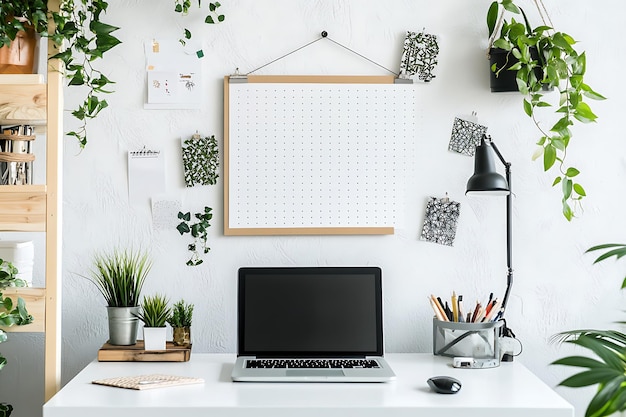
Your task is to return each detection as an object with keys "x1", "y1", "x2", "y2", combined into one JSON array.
[{"x1": 98, "y1": 341, "x2": 191, "y2": 362}]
